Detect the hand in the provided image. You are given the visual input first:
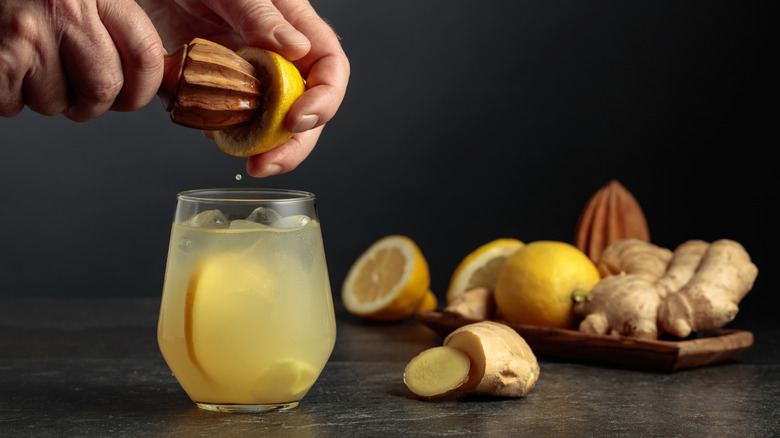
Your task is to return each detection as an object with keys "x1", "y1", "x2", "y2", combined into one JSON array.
[
  {"x1": 0, "y1": 0, "x2": 164, "y2": 121},
  {"x1": 140, "y1": 0, "x2": 350, "y2": 178}
]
